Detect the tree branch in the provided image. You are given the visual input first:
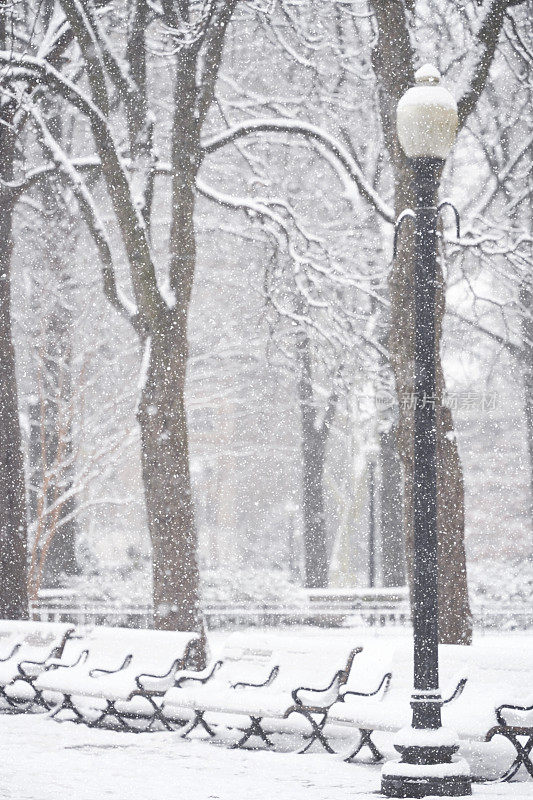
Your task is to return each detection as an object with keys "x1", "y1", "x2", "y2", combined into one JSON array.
[
  {"x1": 58, "y1": 0, "x2": 110, "y2": 114},
  {"x1": 0, "y1": 51, "x2": 164, "y2": 326},
  {"x1": 196, "y1": 0, "x2": 238, "y2": 125},
  {"x1": 457, "y1": 0, "x2": 526, "y2": 127},
  {"x1": 201, "y1": 118, "x2": 394, "y2": 223},
  {"x1": 59, "y1": 0, "x2": 137, "y2": 105},
  {"x1": 29, "y1": 106, "x2": 136, "y2": 324},
  {"x1": 369, "y1": 0, "x2": 415, "y2": 161},
  {"x1": 448, "y1": 308, "x2": 523, "y2": 358}
]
